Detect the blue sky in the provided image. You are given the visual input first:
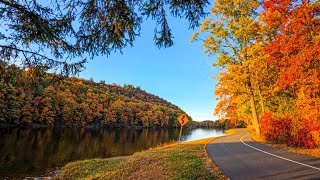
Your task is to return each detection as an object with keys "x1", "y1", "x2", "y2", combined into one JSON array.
[{"x1": 77, "y1": 11, "x2": 219, "y2": 121}]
